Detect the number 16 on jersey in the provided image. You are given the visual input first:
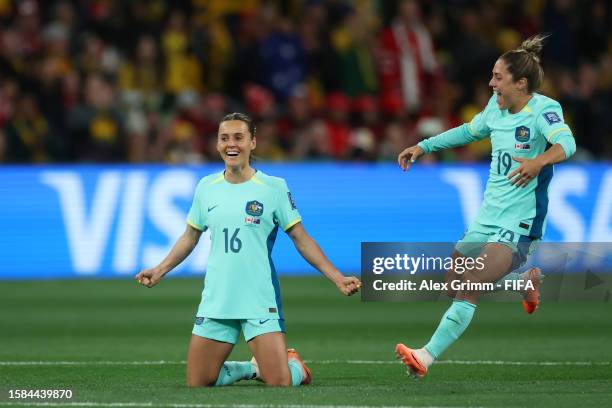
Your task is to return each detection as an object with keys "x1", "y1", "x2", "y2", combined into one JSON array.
[{"x1": 223, "y1": 228, "x2": 242, "y2": 253}]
